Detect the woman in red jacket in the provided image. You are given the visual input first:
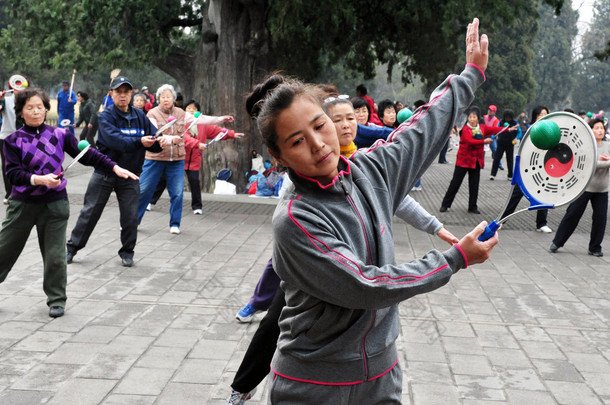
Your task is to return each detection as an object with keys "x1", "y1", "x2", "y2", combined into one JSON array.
[
  {"x1": 440, "y1": 106, "x2": 504, "y2": 214},
  {"x1": 184, "y1": 100, "x2": 245, "y2": 214}
]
